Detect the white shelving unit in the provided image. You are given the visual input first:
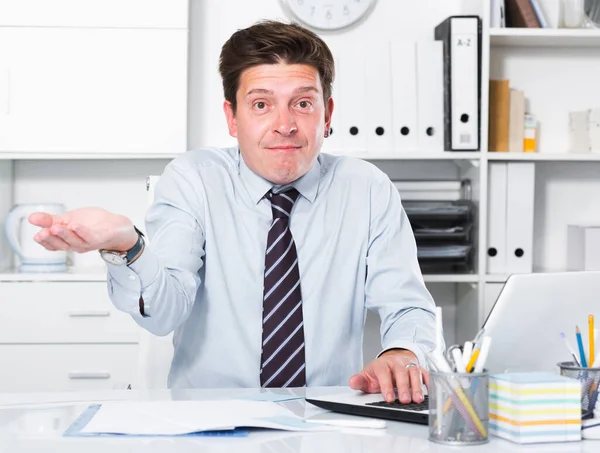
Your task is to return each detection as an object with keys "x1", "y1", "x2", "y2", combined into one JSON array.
[{"x1": 1, "y1": 0, "x2": 599, "y2": 391}]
